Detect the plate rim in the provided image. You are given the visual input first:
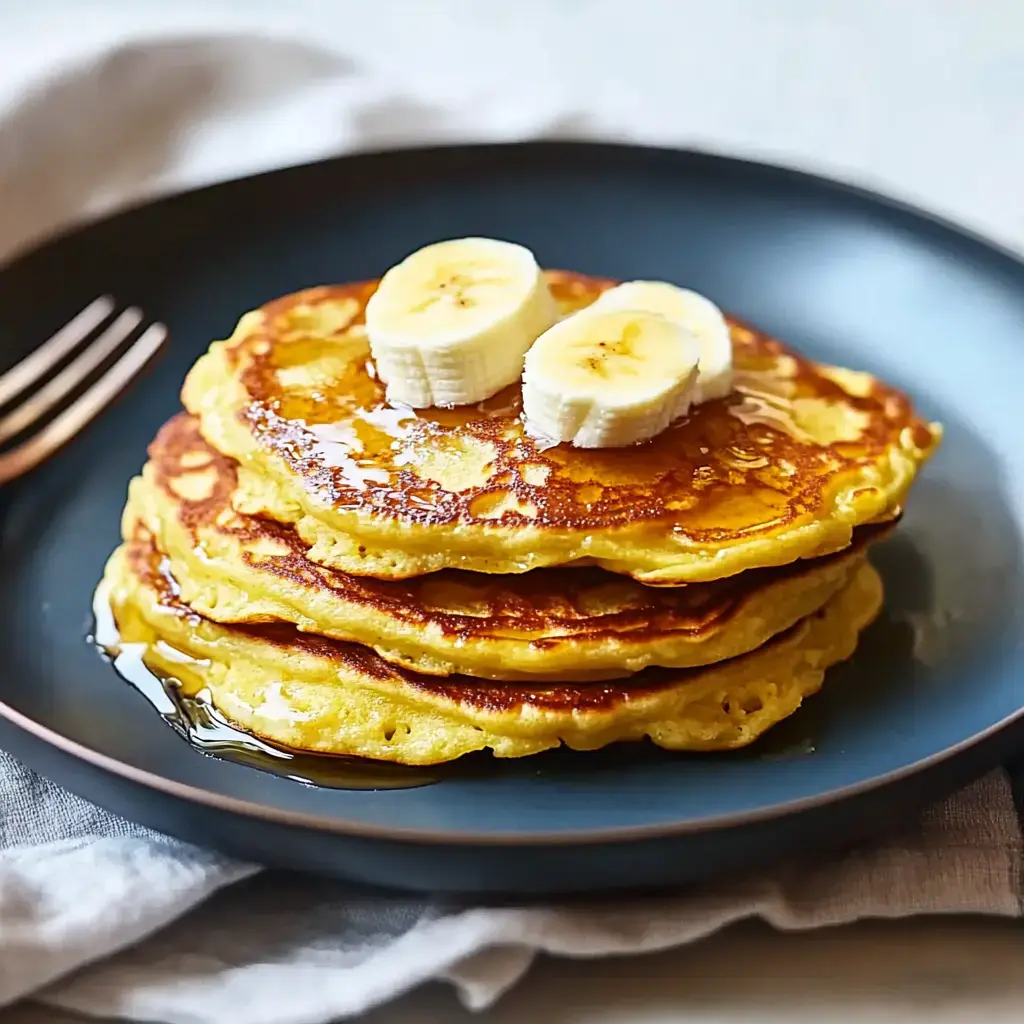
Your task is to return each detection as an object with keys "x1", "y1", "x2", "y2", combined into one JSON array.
[
  {"x1": 1, "y1": 694, "x2": 1022, "y2": 846},
  {"x1": 2, "y1": 139, "x2": 1023, "y2": 847},
  {"x1": 8, "y1": 140, "x2": 1024, "y2": 281}
]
